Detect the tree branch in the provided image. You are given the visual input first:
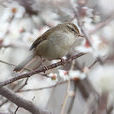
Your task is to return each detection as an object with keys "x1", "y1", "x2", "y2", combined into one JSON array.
[
  {"x1": 0, "y1": 87, "x2": 51, "y2": 114},
  {"x1": 89, "y1": 14, "x2": 114, "y2": 35},
  {"x1": 19, "y1": 80, "x2": 68, "y2": 92},
  {"x1": 0, "y1": 53, "x2": 86, "y2": 88}
]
